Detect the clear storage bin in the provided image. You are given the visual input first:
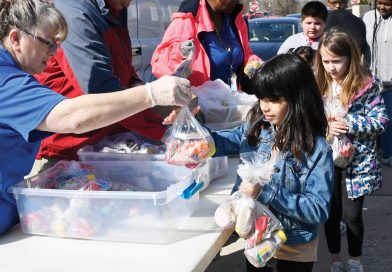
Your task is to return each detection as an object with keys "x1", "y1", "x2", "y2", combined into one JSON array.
[
  {"x1": 78, "y1": 148, "x2": 228, "y2": 192},
  {"x1": 10, "y1": 160, "x2": 199, "y2": 244}
]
